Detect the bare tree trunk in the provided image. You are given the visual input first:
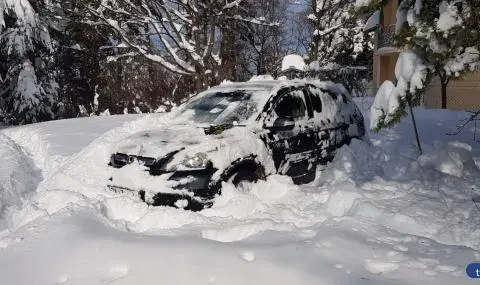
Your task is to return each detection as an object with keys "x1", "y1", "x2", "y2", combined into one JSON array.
[
  {"x1": 195, "y1": 69, "x2": 206, "y2": 92},
  {"x1": 257, "y1": 54, "x2": 266, "y2": 75},
  {"x1": 407, "y1": 99, "x2": 422, "y2": 155},
  {"x1": 219, "y1": 25, "x2": 237, "y2": 82}
]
